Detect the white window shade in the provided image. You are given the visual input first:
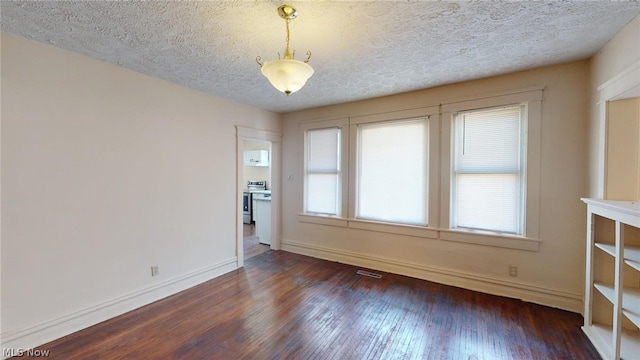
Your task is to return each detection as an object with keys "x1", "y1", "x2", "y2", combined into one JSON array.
[
  {"x1": 453, "y1": 106, "x2": 524, "y2": 234},
  {"x1": 307, "y1": 128, "x2": 339, "y2": 172},
  {"x1": 455, "y1": 174, "x2": 519, "y2": 232},
  {"x1": 357, "y1": 119, "x2": 428, "y2": 225},
  {"x1": 455, "y1": 109, "x2": 521, "y2": 171},
  {"x1": 305, "y1": 128, "x2": 341, "y2": 216}
]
